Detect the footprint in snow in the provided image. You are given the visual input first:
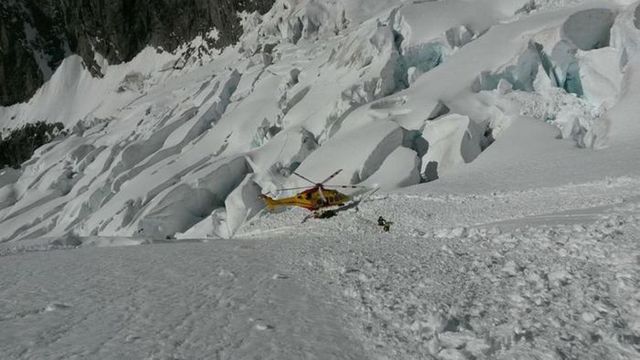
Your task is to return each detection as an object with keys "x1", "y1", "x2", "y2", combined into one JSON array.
[
  {"x1": 218, "y1": 269, "x2": 235, "y2": 278},
  {"x1": 255, "y1": 323, "x2": 275, "y2": 331},
  {"x1": 44, "y1": 303, "x2": 72, "y2": 312},
  {"x1": 250, "y1": 318, "x2": 275, "y2": 331},
  {"x1": 125, "y1": 335, "x2": 142, "y2": 342}
]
